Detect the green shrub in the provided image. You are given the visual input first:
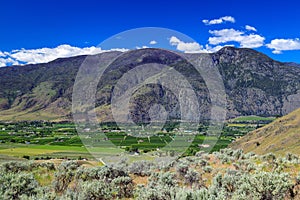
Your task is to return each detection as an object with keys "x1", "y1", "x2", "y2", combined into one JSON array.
[
  {"x1": 176, "y1": 160, "x2": 189, "y2": 177},
  {"x1": 202, "y1": 166, "x2": 213, "y2": 173},
  {"x1": 23, "y1": 155, "x2": 30, "y2": 160},
  {"x1": 128, "y1": 160, "x2": 154, "y2": 176},
  {"x1": 78, "y1": 181, "x2": 112, "y2": 200},
  {"x1": 184, "y1": 169, "x2": 200, "y2": 187},
  {"x1": 111, "y1": 176, "x2": 134, "y2": 198},
  {"x1": 1, "y1": 161, "x2": 32, "y2": 172},
  {"x1": 0, "y1": 171, "x2": 39, "y2": 199},
  {"x1": 135, "y1": 172, "x2": 178, "y2": 199},
  {"x1": 53, "y1": 161, "x2": 79, "y2": 193},
  {"x1": 209, "y1": 170, "x2": 293, "y2": 199}
]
